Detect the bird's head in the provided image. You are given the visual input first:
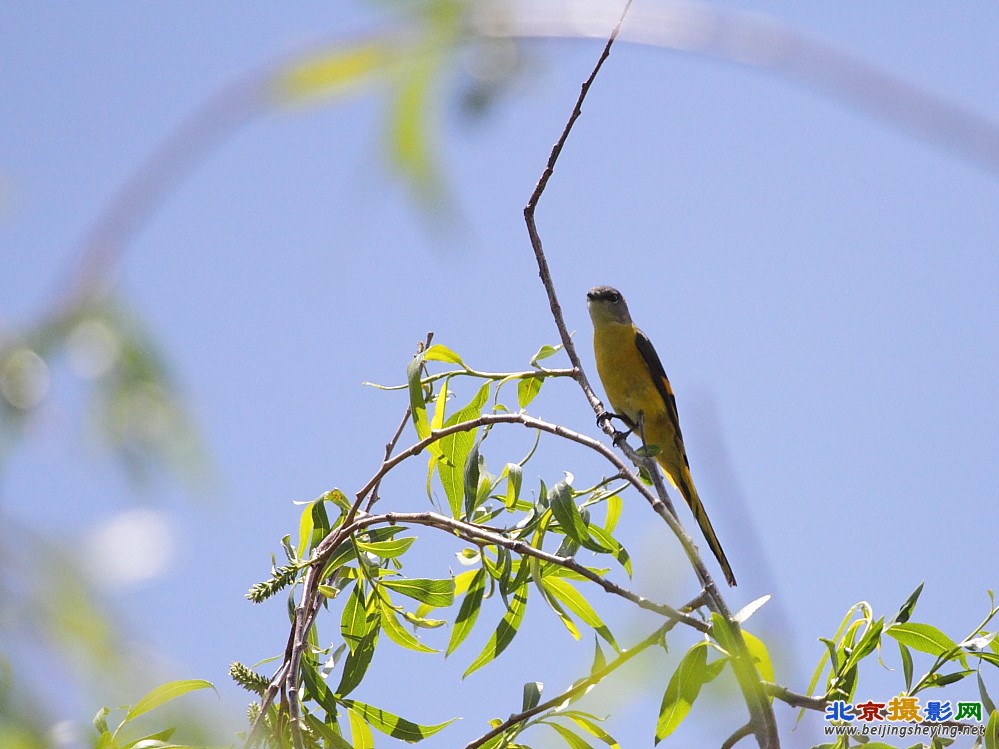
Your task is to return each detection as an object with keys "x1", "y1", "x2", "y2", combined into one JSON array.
[{"x1": 587, "y1": 285, "x2": 633, "y2": 325}]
